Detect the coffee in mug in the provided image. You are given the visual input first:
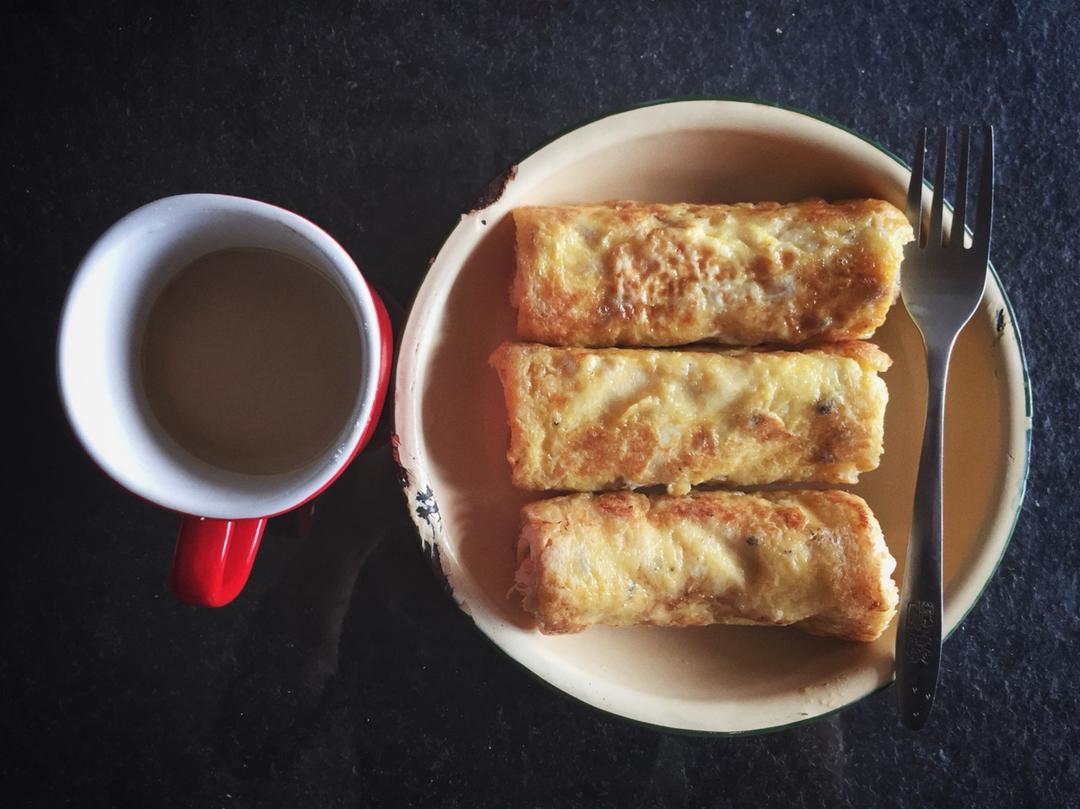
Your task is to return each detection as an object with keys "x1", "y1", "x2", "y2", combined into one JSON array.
[{"x1": 140, "y1": 247, "x2": 364, "y2": 476}]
